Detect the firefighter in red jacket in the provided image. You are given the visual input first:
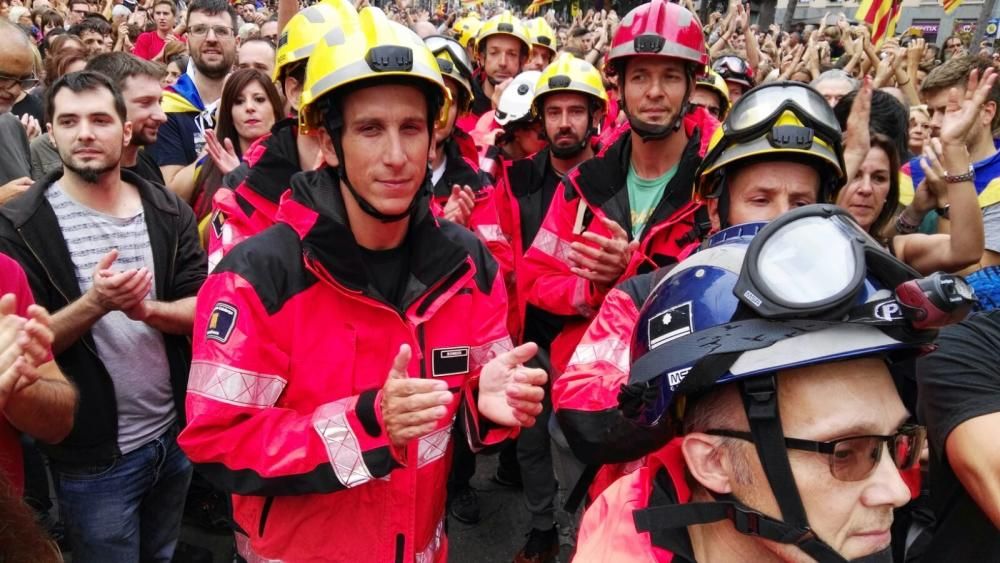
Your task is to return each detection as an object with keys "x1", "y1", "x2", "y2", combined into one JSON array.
[
  {"x1": 207, "y1": 0, "x2": 358, "y2": 270},
  {"x1": 178, "y1": 9, "x2": 547, "y2": 562},
  {"x1": 553, "y1": 82, "x2": 849, "y2": 496},
  {"x1": 519, "y1": 0, "x2": 719, "y2": 375},
  {"x1": 575, "y1": 207, "x2": 959, "y2": 562}
]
